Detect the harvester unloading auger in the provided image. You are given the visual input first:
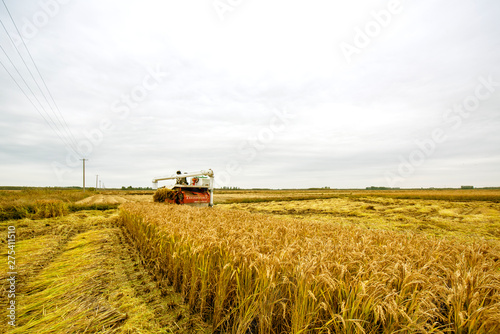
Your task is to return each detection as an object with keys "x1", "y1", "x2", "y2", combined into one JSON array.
[{"x1": 152, "y1": 169, "x2": 214, "y2": 207}]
